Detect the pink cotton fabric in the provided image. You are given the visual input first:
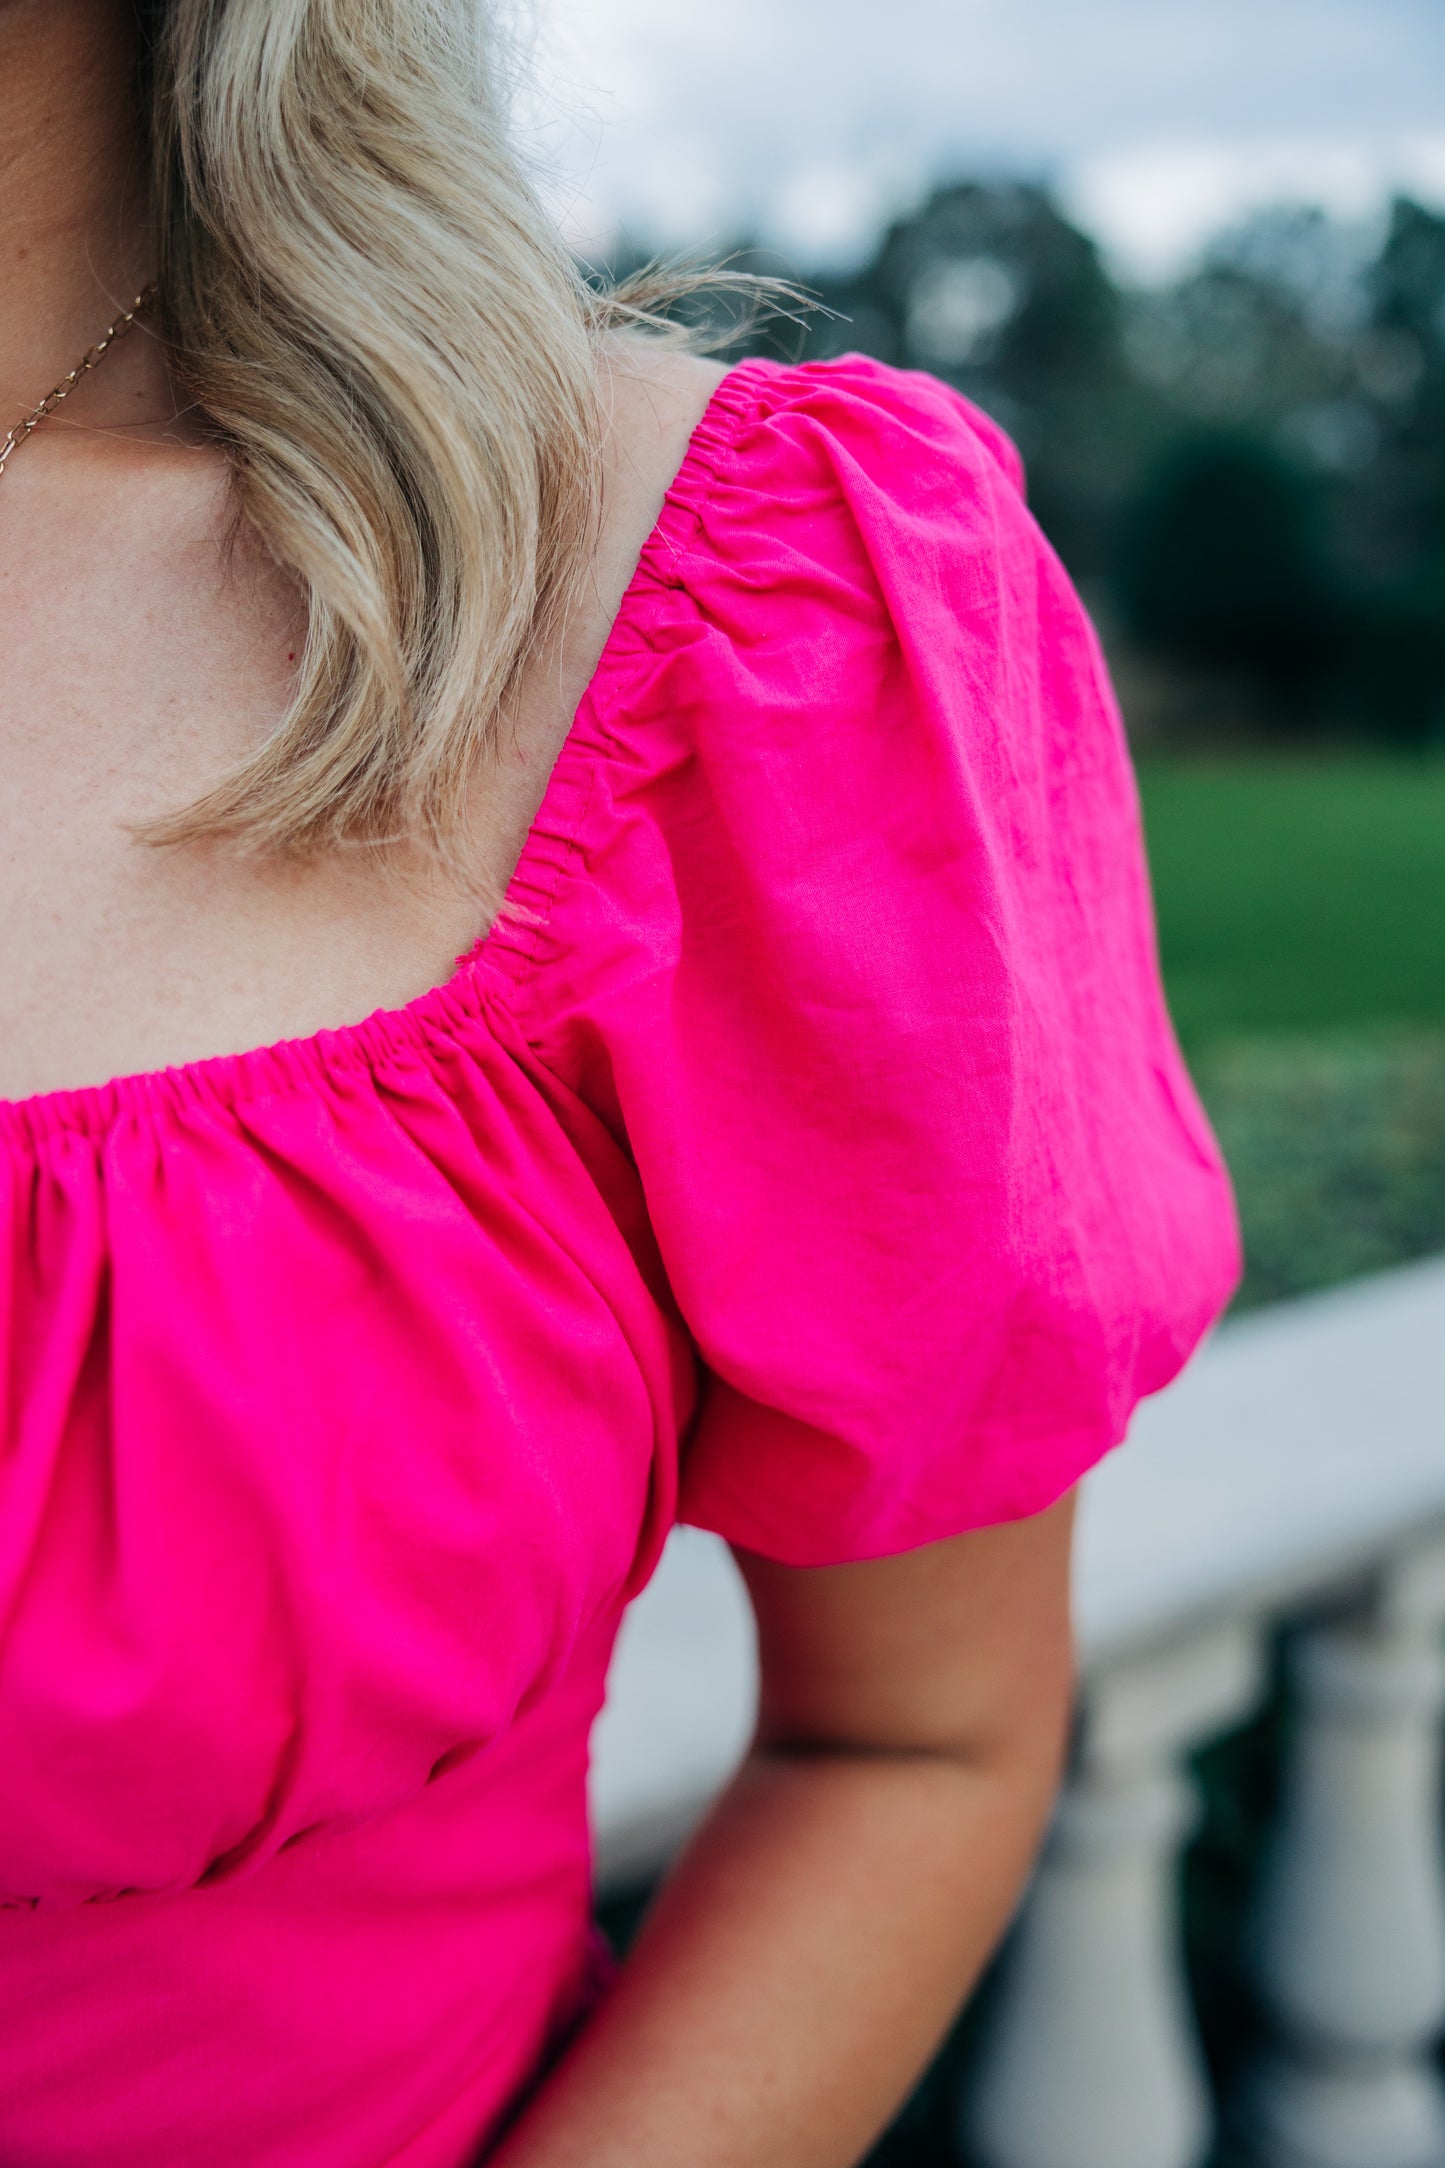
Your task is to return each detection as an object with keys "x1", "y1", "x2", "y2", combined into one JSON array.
[{"x1": 0, "y1": 355, "x2": 1239, "y2": 2164}]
